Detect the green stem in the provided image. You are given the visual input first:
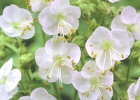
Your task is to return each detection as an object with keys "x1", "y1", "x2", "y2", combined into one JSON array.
[
  {"x1": 100, "y1": 14, "x2": 105, "y2": 26},
  {"x1": 72, "y1": 89, "x2": 78, "y2": 100},
  {"x1": 41, "y1": 29, "x2": 46, "y2": 45},
  {"x1": 53, "y1": 83, "x2": 61, "y2": 100},
  {"x1": 125, "y1": 59, "x2": 134, "y2": 89},
  {"x1": 16, "y1": 38, "x2": 22, "y2": 47},
  {"x1": 20, "y1": 81, "x2": 26, "y2": 91},
  {"x1": 25, "y1": 70, "x2": 32, "y2": 83},
  {"x1": 4, "y1": 43, "x2": 18, "y2": 54}
]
